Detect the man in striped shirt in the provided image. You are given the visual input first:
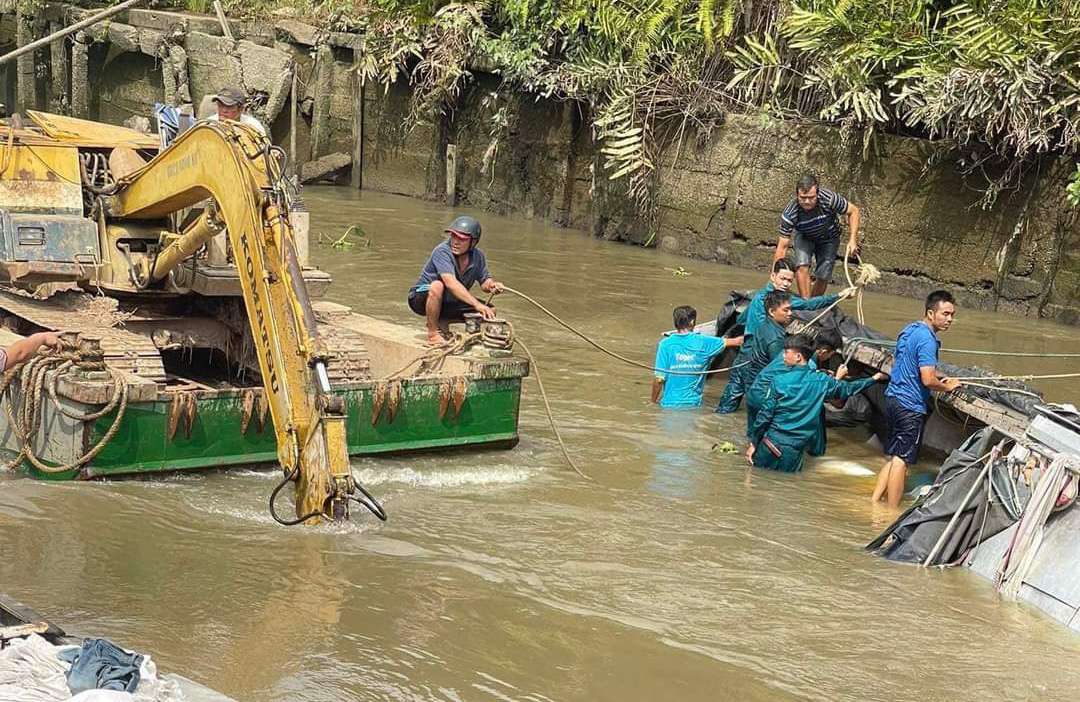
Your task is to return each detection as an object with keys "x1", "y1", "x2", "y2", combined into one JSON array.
[{"x1": 771, "y1": 173, "x2": 861, "y2": 300}]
